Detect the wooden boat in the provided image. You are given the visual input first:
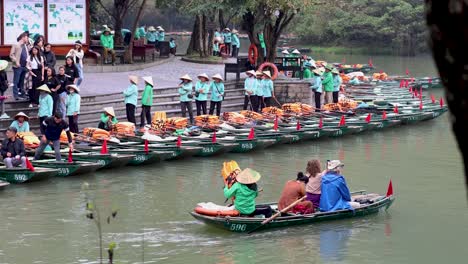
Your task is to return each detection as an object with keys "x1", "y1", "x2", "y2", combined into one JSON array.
[
  {"x1": 31, "y1": 160, "x2": 104, "y2": 177},
  {"x1": 190, "y1": 190, "x2": 395, "y2": 233},
  {"x1": 68, "y1": 152, "x2": 135, "y2": 170},
  {"x1": 108, "y1": 149, "x2": 175, "y2": 166},
  {"x1": 224, "y1": 138, "x2": 277, "y2": 153},
  {"x1": 0, "y1": 166, "x2": 59, "y2": 183},
  {"x1": 146, "y1": 144, "x2": 202, "y2": 160},
  {"x1": 184, "y1": 142, "x2": 238, "y2": 157}
]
